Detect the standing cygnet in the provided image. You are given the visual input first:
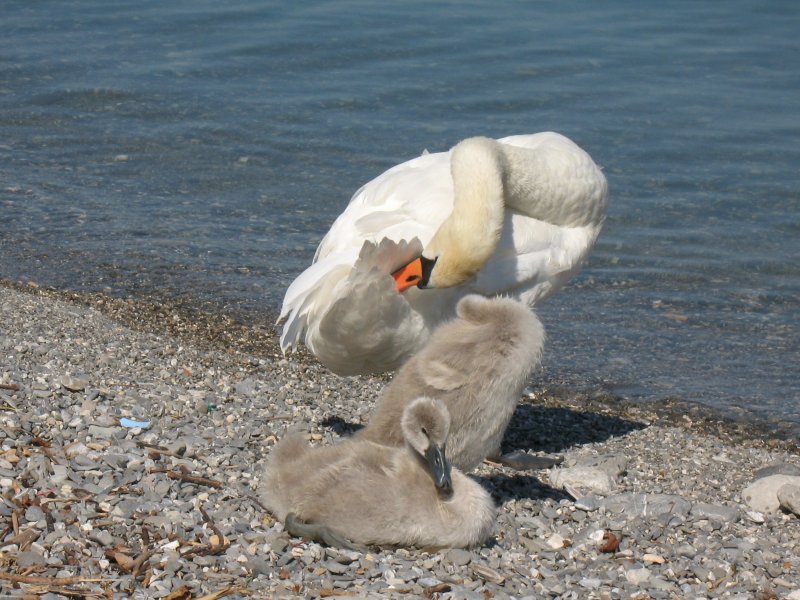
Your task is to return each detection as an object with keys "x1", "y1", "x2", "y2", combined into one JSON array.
[
  {"x1": 358, "y1": 294, "x2": 556, "y2": 472},
  {"x1": 259, "y1": 396, "x2": 495, "y2": 549}
]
